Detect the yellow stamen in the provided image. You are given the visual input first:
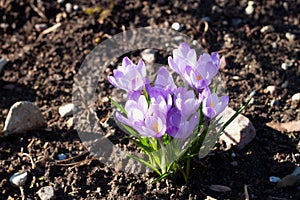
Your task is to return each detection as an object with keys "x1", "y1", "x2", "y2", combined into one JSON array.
[
  {"x1": 210, "y1": 101, "x2": 214, "y2": 108},
  {"x1": 197, "y1": 75, "x2": 201, "y2": 80},
  {"x1": 153, "y1": 123, "x2": 159, "y2": 133}
]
